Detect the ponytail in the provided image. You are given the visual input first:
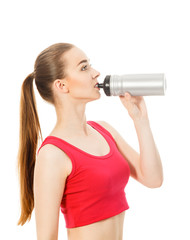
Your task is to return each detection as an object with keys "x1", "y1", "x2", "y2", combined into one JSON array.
[
  {"x1": 17, "y1": 73, "x2": 42, "y2": 226},
  {"x1": 17, "y1": 42, "x2": 74, "y2": 226}
]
